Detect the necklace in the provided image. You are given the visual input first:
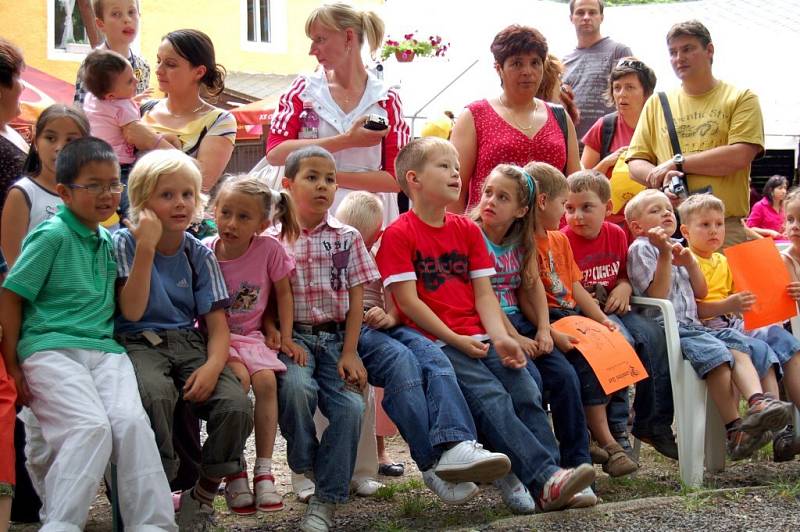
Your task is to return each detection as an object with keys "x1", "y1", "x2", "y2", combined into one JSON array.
[
  {"x1": 165, "y1": 99, "x2": 207, "y2": 118},
  {"x1": 500, "y1": 95, "x2": 538, "y2": 131}
]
